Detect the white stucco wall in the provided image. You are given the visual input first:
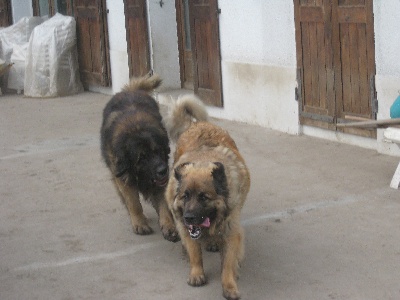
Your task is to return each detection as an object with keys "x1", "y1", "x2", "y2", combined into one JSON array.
[
  {"x1": 374, "y1": 0, "x2": 400, "y2": 156},
  {"x1": 105, "y1": 0, "x2": 129, "y2": 95},
  {"x1": 208, "y1": 0, "x2": 299, "y2": 135}
]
